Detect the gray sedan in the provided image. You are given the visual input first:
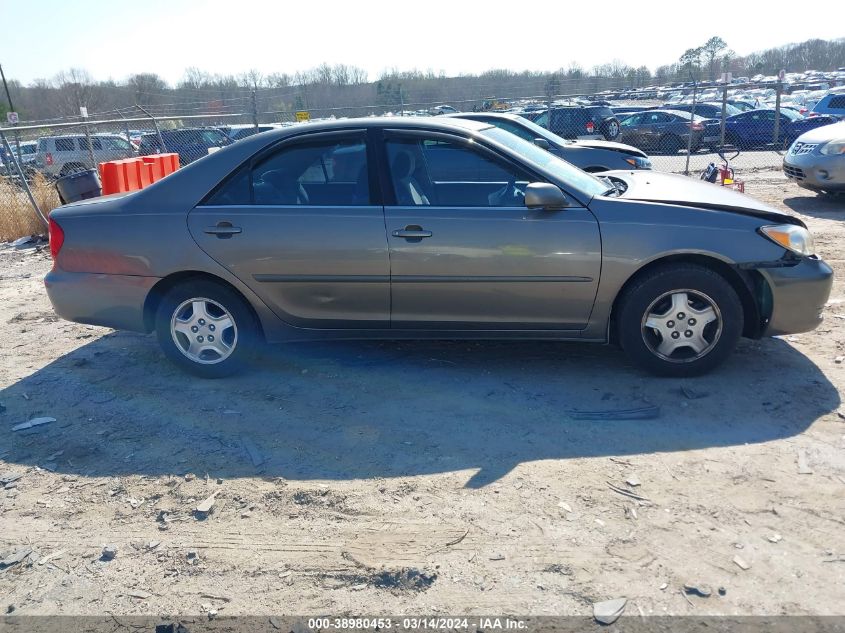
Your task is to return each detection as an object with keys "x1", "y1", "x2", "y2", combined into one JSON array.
[
  {"x1": 447, "y1": 112, "x2": 652, "y2": 171},
  {"x1": 783, "y1": 120, "x2": 845, "y2": 194},
  {"x1": 45, "y1": 117, "x2": 832, "y2": 378}
]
